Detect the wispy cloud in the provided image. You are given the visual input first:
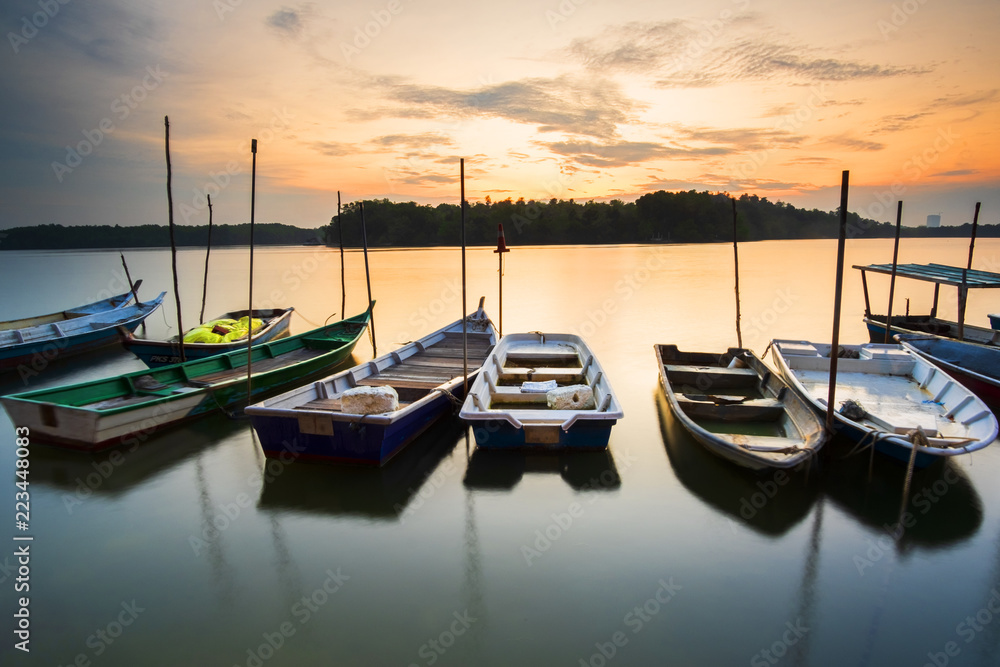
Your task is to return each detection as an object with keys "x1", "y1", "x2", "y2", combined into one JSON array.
[
  {"x1": 370, "y1": 133, "x2": 454, "y2": 149},
  {"x1": 820, "y1": 134, "x2": 886, "y2": 152}
]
